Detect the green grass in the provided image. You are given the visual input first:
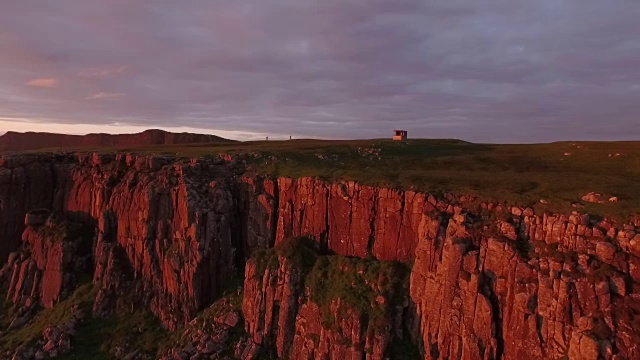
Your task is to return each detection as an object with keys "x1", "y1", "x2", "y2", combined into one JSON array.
[
  {"x1": 0, "y1": 296, "x2": 17, "y2": 332},
  {"x1": 249, "y1": 237, "x2": 410, "y2": 330},
  {"x1": 306, "y1": 256, "x2": 409, "y2": 328},
  {"x1": 0, "y1": 283, "x2": 97, "y2": 353},
  {"x1": 1, "y1": 268, "x2": 248, "y2": 359},
  {"x1": 24, "y1": 138, "x2": 640, "y2": 221},
  {"x1": 251, "y1": 236, "x2": 318, "y2": 277},
  {"x1": 58, "y1": 307, "x2": 171, "y2": 360},
  {"x1": 0, "y1": 282, "x2": 171, "y2": 359}
]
